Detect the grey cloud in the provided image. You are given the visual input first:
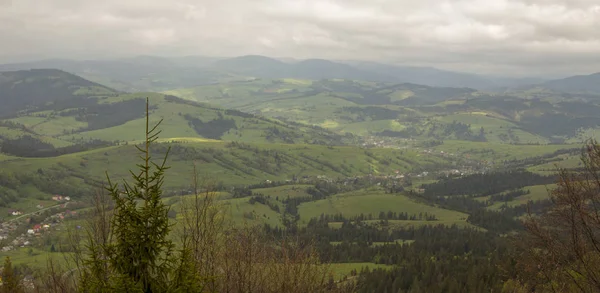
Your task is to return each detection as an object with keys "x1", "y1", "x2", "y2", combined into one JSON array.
[{"x1": 0, "y1": 0, "x2": 599, "y2": 76}]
